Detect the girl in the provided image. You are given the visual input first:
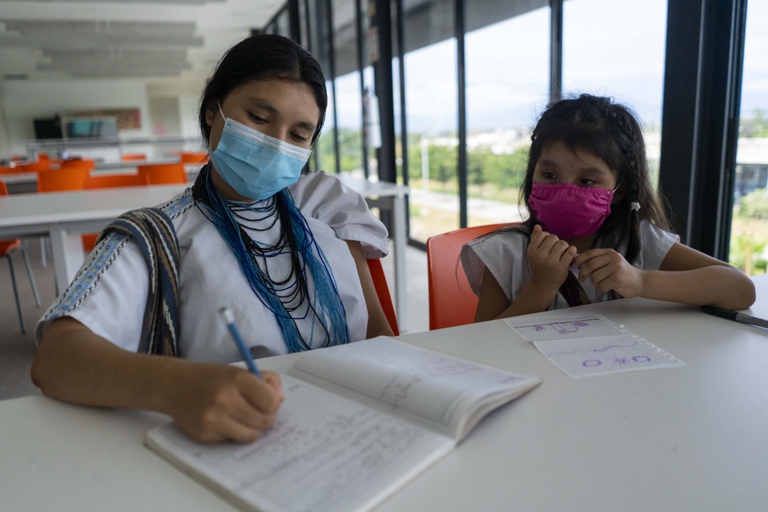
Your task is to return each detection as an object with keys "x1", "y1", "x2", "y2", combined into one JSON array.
[
  {"x1": 463, "y1": 94, "x2": 755, "y2": 322},
  {"x1": 31, "y1": 34, "x2": 393, "y2": 443}
]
